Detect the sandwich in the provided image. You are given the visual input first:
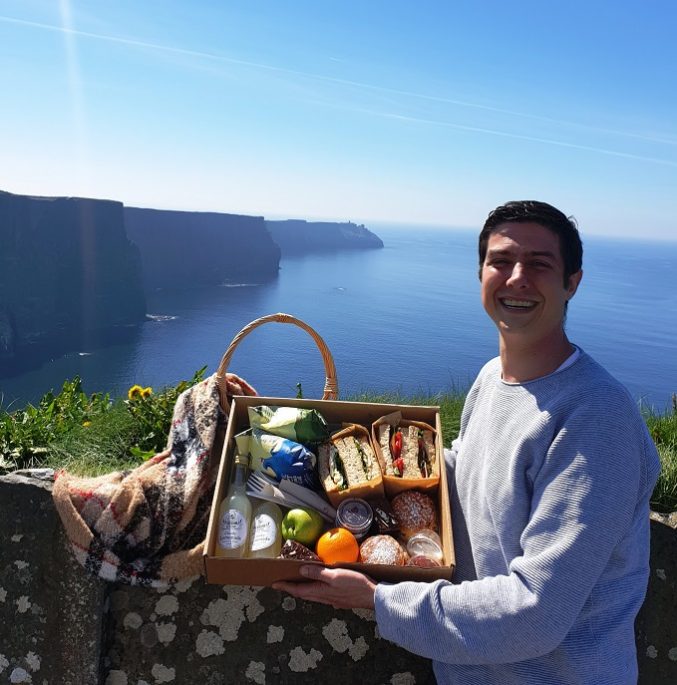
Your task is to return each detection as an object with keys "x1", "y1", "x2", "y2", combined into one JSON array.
[
  {"x1": 378, "y1": 423, "x2": 435, "y2": 478},
  {"x1": 319, "y1": 435, "x2": 380, "y2": 495}
]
